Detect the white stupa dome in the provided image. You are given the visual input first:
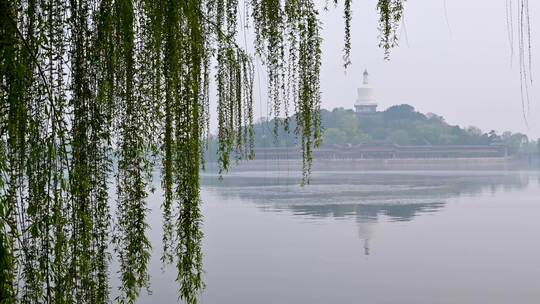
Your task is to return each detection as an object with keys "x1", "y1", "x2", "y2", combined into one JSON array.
[
  {"x1": 355, "y1": 69, "x2": 377, "y2": 106},
  {"x1": 354, "y1": 69, "x2": 378, "y2": 114}
]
